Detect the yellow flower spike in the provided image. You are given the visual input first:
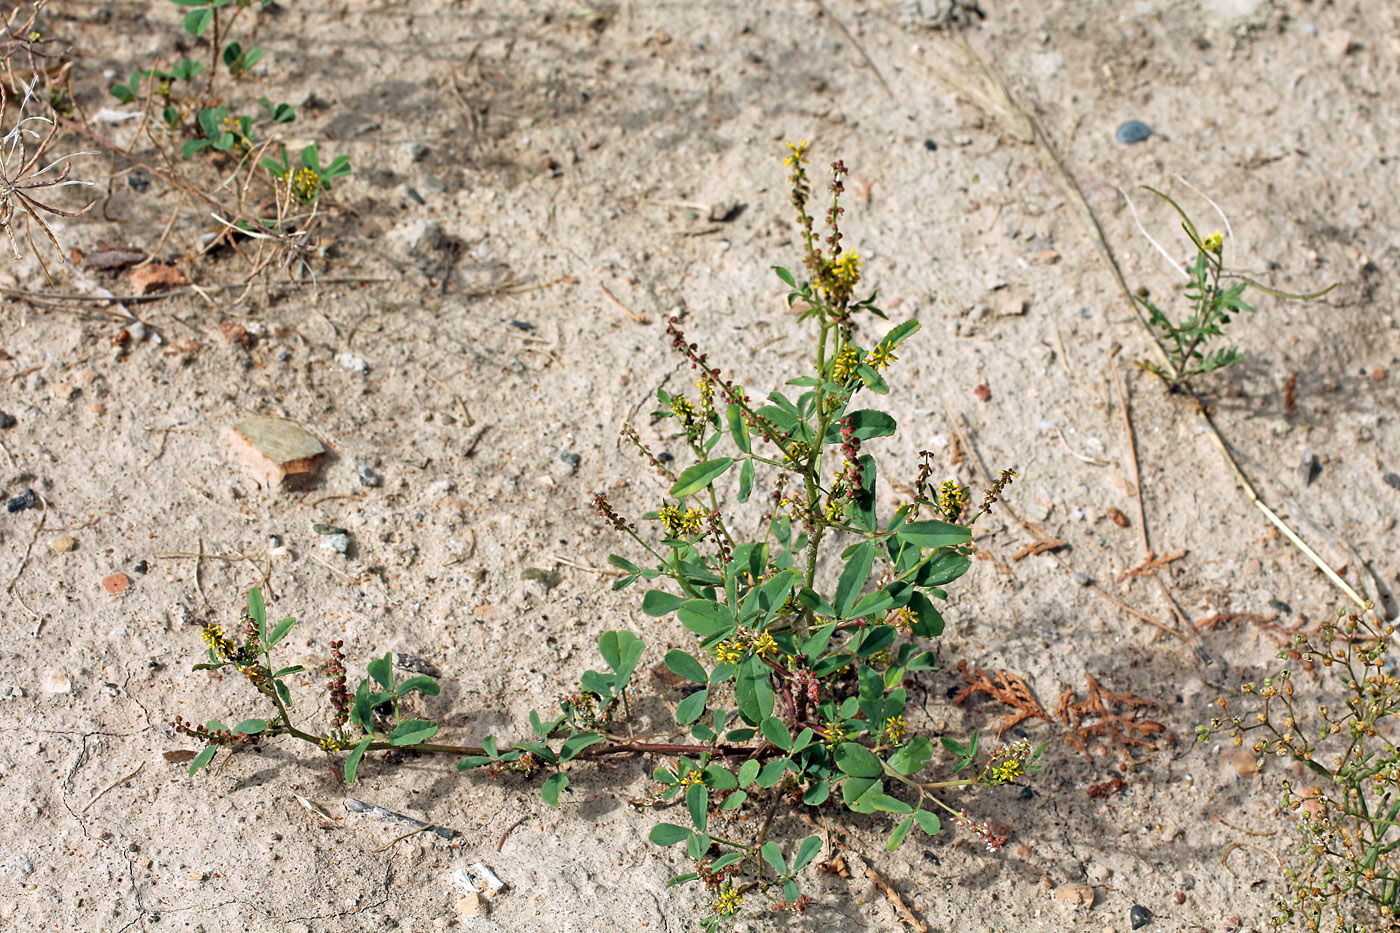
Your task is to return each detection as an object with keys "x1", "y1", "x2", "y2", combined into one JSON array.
[
  {"x1": 1203, "y1": 229, "x2": 1224, "y2": 254},
  {"x1": 783, "y1": 140, "x2": 810, "y2": 168},
  {"x1": 867, "y1": 344, "x2": 897, "y2": 372},
  {"x1": 884, "y1": 715, "x2": 908, "y2": 743}
]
